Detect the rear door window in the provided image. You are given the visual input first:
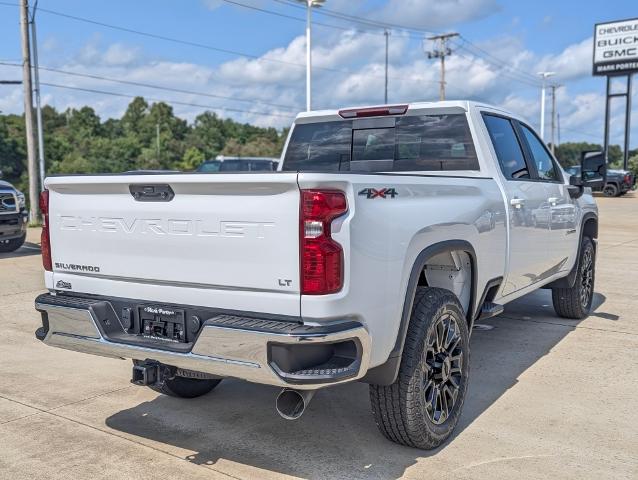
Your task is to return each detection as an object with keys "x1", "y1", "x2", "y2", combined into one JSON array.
[
  {"x1": 393, "y1": 115, "x2": 478, "y2": 171},
  {"x1": 282, "y1": 114, "x2": 479, "y2": 172},
  {"x1": 282, "y1": 121, "x2": 352, "y2": 171},
  {"x1": 482, "y1": 114, "x2": 530, "y2": 180}
]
